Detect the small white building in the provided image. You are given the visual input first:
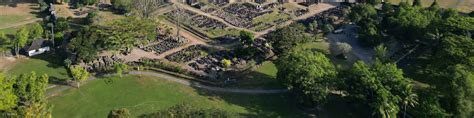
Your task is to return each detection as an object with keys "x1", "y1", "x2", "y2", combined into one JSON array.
[{"x1": 23, "y1": 39, "x2": 51, "y2": 56}]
